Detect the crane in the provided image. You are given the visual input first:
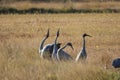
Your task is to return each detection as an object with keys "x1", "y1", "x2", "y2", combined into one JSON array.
[
  {"x1": 57, "y1": 42, "x2": 74, "y2": 61},
  {"x1": 39, "y1": 29, "x2": 61, "y2": 60},
  {"x1": 39, "y1": 29, "x2": 49, "y2": 55},
  {"x1": 75, "y1": 33, "x2": 92, "y2": 62},
  {"x1": 41, "y1": 43, "x2": 61, "y2": 60},
  {"x1": 52, "y1": 29, "x2": 60, "y2": 61},
  {"x1": 112, "y1": 58, "x2": 120, "y2": 68}
]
